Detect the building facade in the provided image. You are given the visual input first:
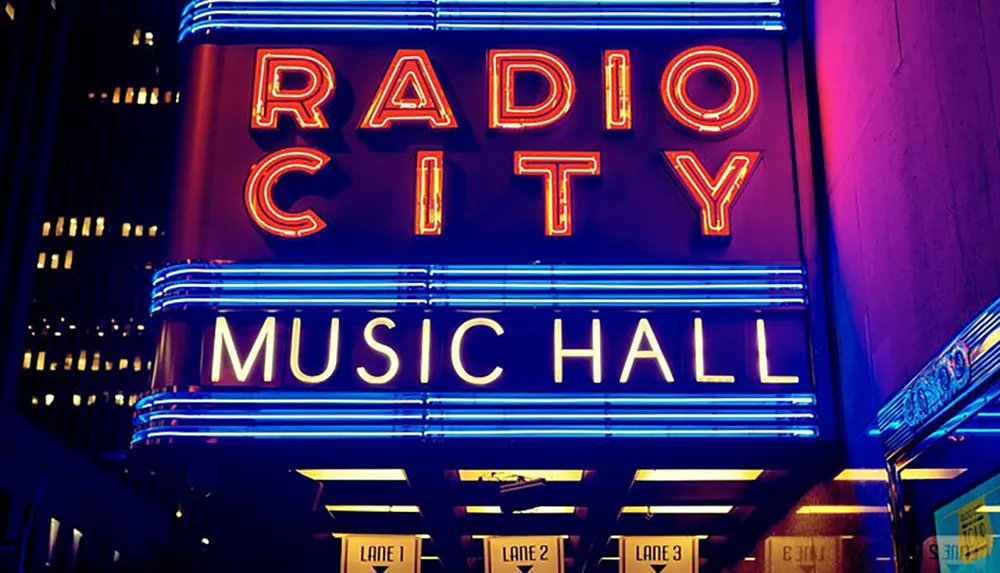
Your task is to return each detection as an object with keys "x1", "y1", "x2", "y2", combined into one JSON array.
[{"x1": 1, "y1": 0, "x2": 999, "y2": 572}]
